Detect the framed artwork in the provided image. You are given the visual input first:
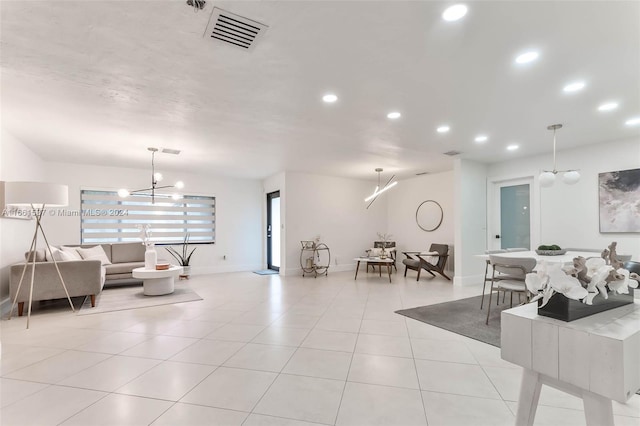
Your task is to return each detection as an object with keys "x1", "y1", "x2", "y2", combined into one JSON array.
[
  {"x1": 599, "y1": 168, "x2": 640, "y2": 233},
  {"x1": 0, "y1": 181, "x2": 33, "y2": 220}
]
